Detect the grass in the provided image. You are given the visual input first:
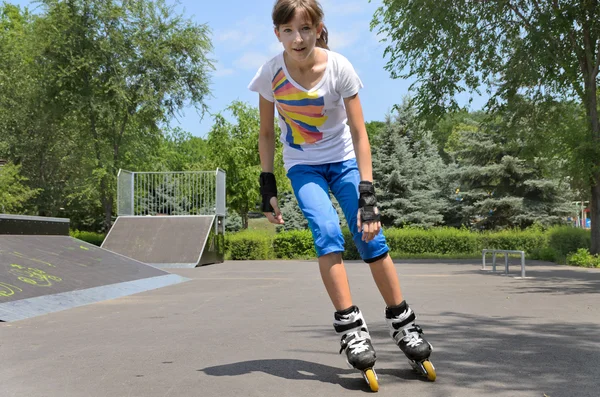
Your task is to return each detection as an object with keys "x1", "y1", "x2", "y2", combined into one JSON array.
[{"x1": 247, "y1": 217, "x2": 278, "y2": 235}]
